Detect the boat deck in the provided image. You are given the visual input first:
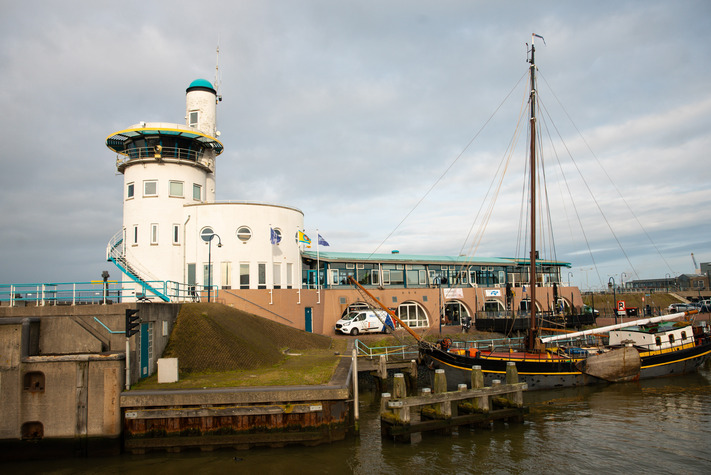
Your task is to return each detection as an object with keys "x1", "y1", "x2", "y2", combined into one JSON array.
[{"x1": 449, "y1": 348, "x2": 581, "y2": 362}]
